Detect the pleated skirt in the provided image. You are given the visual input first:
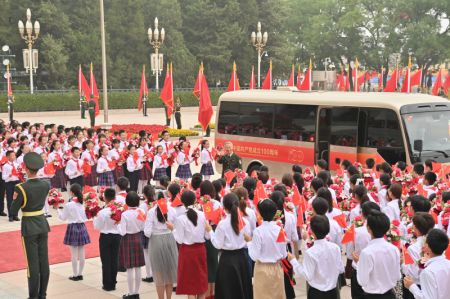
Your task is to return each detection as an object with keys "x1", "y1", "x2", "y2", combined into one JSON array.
[
  {"x1": 253, "y1": 261, "x2": 285, "y2": 299},
  {"x1": 149, "y1": 233, "x2": 178, "y2": 287},
  {"x1": 177, "y1": 243, "x2": 207, "y2": 295},
  {"x1": 63, "y1": 223, "x2": 91, "y2": 246}
]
